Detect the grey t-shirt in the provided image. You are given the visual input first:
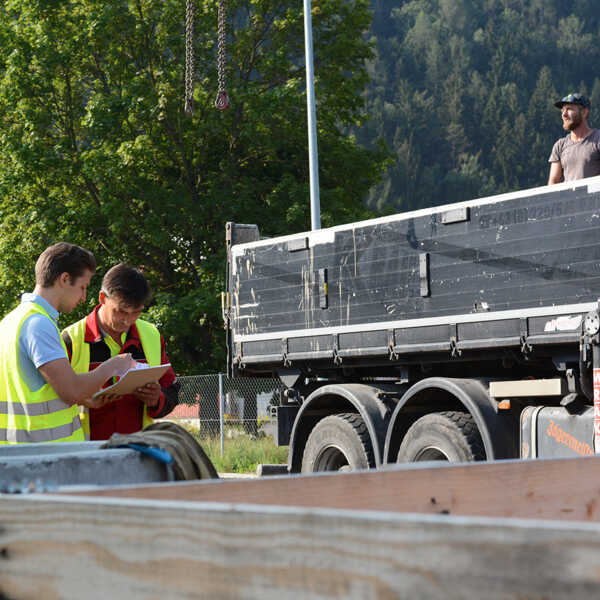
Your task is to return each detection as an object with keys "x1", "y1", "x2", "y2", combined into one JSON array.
[{"x1": 548, "y1": 129, "x2": 600, "y2": 181}]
